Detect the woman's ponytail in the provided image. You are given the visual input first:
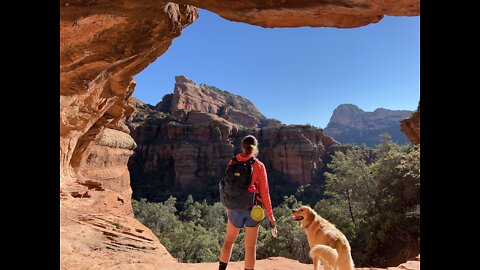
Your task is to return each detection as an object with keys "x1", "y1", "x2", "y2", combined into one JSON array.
[{"x1": 242, "y1": 135, "x2": 259, "y2": 156}]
